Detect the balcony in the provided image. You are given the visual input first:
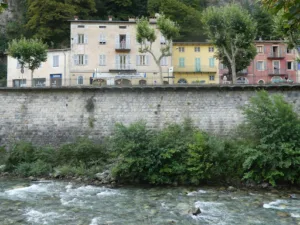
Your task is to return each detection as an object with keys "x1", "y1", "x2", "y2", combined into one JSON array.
[
  {"x1": 115, "y1": 42, "x2": 131, "y2": 52},
  {"x1": 267, "y1": 52, "x2": 285, "y2": 59},
  {"x1": 173, "y1": 65, "x2": 217, "y2": 73},
  {"x1": 237, "y1": 68, "x2": 248, "y2": 75},
  {"x1": 109, "y1": 64, "x2": 136, "y2": 73},
  {"x1": 268, "y1": 69, "x2": 287, "y2": 76}
]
